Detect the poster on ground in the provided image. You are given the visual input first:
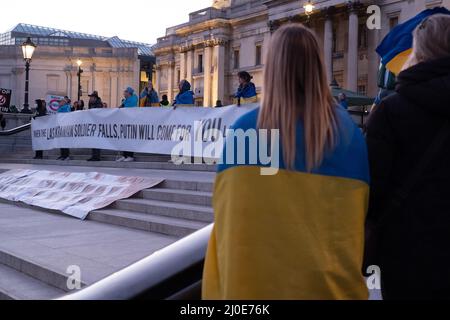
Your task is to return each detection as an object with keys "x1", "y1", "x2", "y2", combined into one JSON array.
[{"x1": 0, "y1": 169, "x2": 164, "y2": 219}]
